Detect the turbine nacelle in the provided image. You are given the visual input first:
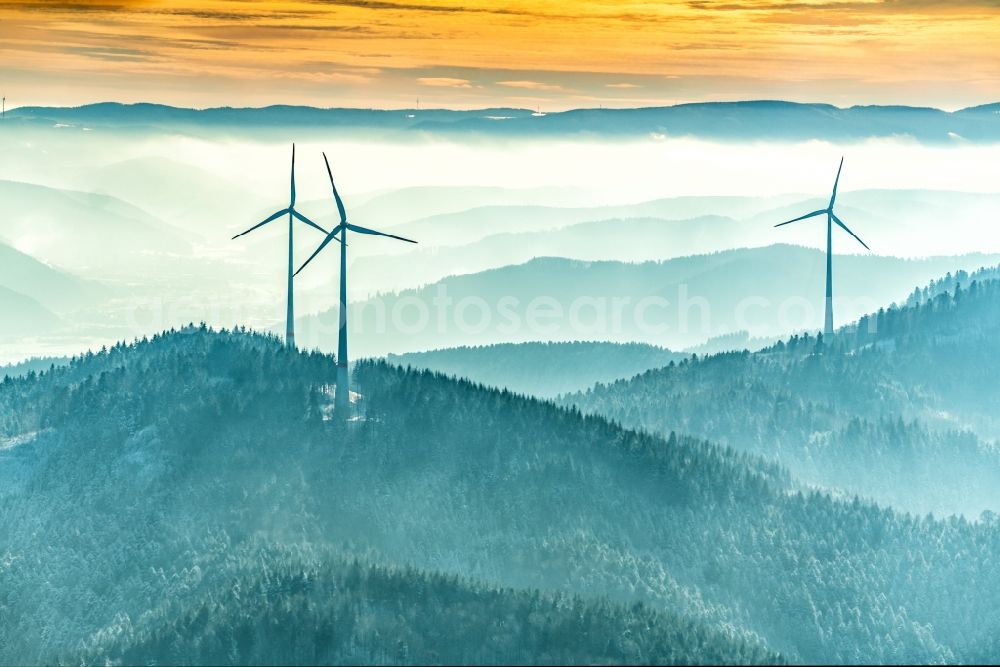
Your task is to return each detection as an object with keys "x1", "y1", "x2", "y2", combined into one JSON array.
[
  {"x1": 230, "y1": 144, "x2": 332, "y2": 241},
  {"x1": 774, "y1": 157, "x2": 870, "y2": 336},
  {"x1": 774, "y1": 157, "x2": 870, "y2": 252},
  {"x1": 294, "y1": 152, "x2": 417, "y2": 276},
  {"x1": 229, "y1": 143, "x2": 341, "y2": 349}
]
